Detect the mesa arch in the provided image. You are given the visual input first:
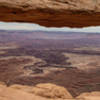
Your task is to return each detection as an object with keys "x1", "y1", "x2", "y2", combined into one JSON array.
[{"x1": 0, "y1": 0, "x2": 100, "y2": 28}]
